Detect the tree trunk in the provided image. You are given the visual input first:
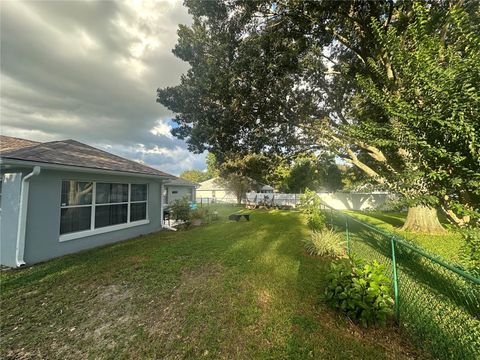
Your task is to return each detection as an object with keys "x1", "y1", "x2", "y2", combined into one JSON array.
[{"x1": 401, "y1": 206, "x2": 446, "y2": 234}]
